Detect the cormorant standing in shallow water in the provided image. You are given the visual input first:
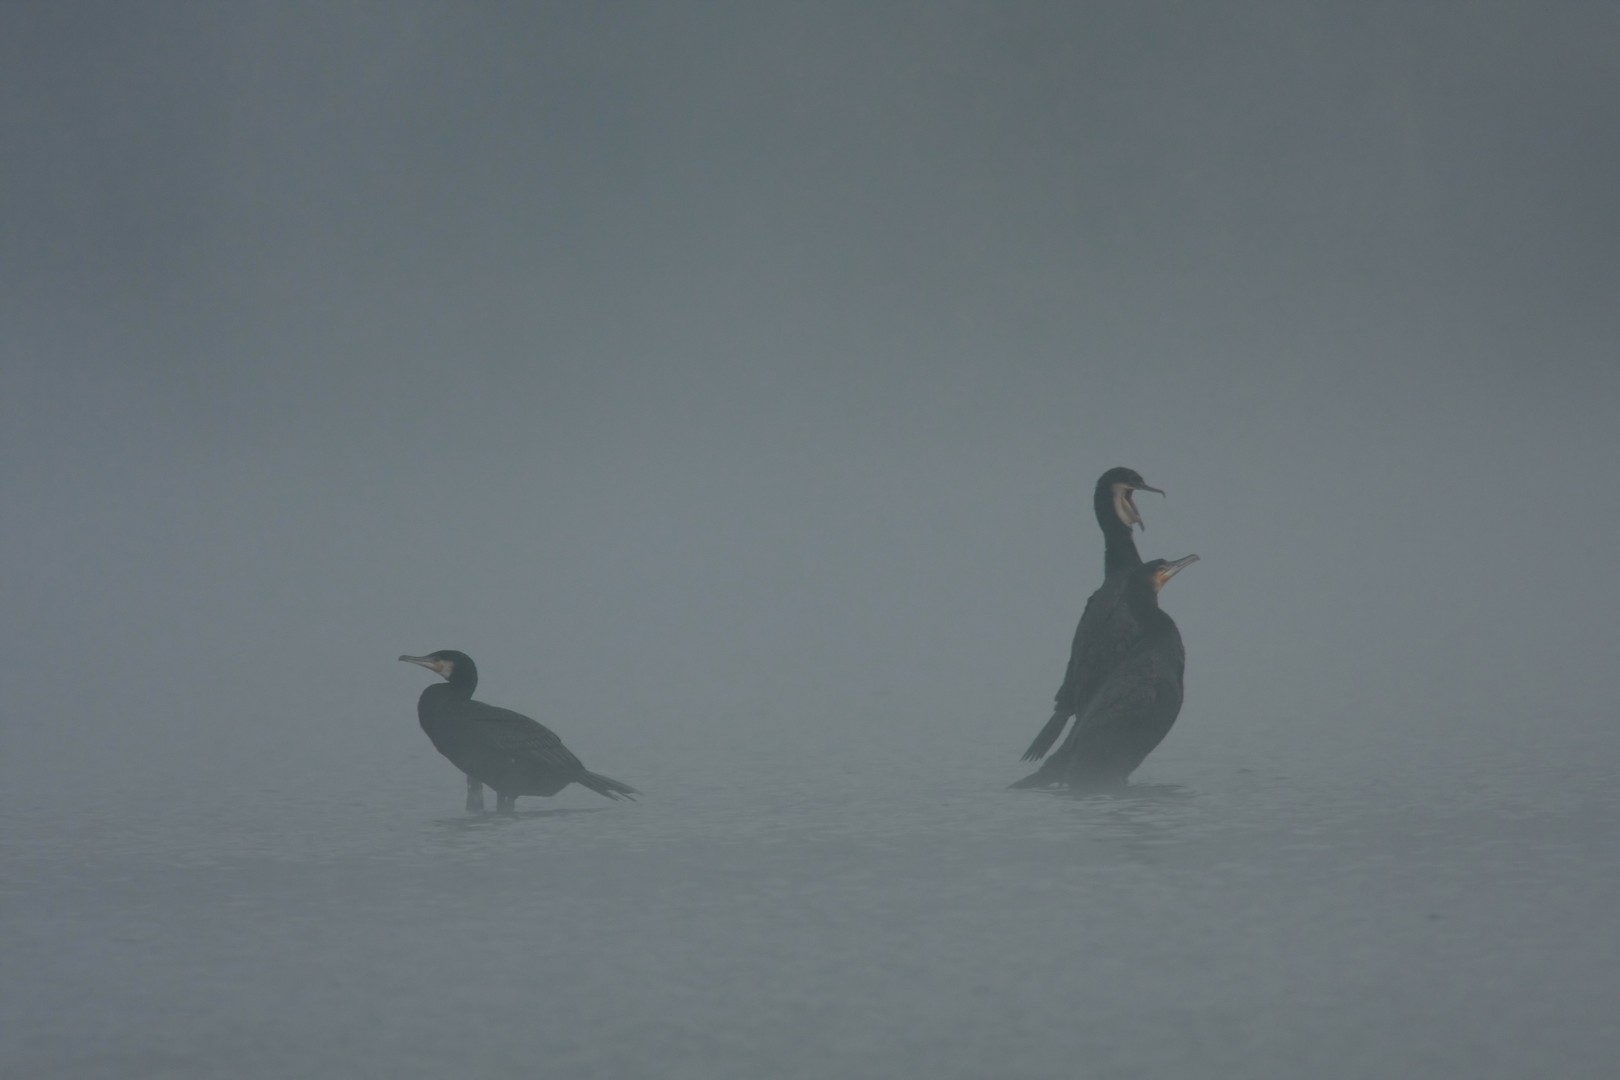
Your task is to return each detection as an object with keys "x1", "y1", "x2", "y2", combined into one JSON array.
[
  {"x1": 400, "y1": 650, "x2": 638, "y2": 812},
  {"x1": 1020, "y1": 467, "x2": 1164, "y2": 761},
  {"x1": 1011, "y1": 554, "x2": 1196, "y2": 790}
]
